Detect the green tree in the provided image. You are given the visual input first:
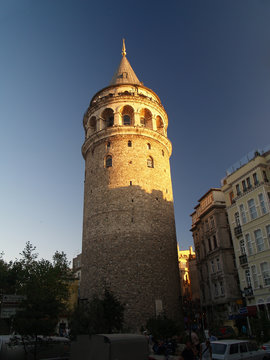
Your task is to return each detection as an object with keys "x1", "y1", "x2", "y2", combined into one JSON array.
[
  {"x1": 146, "y1": 315, "x2": 180, "y2": 340},
  {"x1": 70, "y1": 288, "x2": 125, "y2": 337},
  {"x1": 0, "y1": 242, "x2": 73, "y2": 359}
]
